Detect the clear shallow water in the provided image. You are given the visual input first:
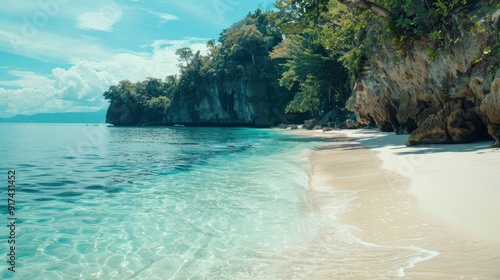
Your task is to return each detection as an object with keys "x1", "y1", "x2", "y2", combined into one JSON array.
[
  {"x1": 0, "y1": 124, "x2": 324, "y2": 279},
  {"x1": 0, "y1": 123, "x2": 442, "y2": 279}
]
